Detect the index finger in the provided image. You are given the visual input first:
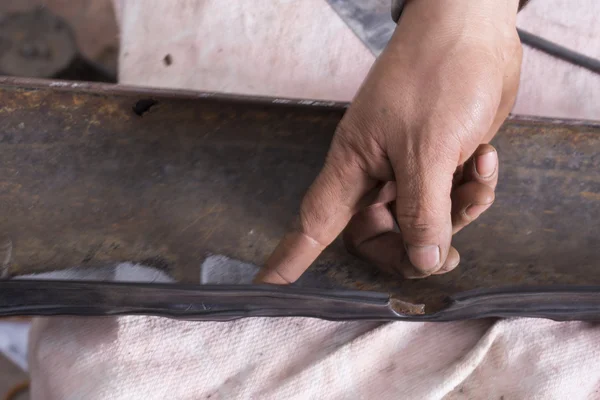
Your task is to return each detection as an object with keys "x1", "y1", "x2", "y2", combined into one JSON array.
[{"x1": 255, "y1": 155, "x2": 372, "y2": 284}]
